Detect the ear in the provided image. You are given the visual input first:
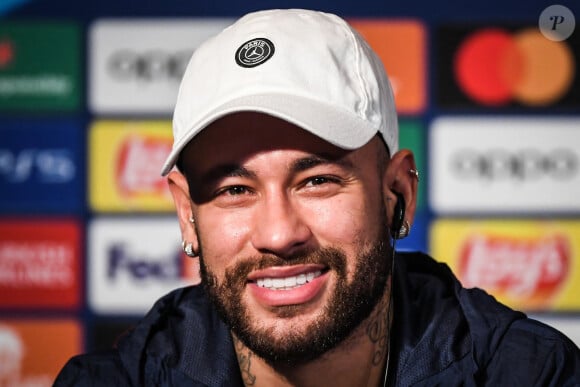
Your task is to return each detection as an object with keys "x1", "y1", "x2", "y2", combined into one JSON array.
[
  {"x1": 167, "y1": 170, "x2": 199, "y2": 253},
  {"x1": 382, "y1": 149, "x2": 418, "y2": 235}
]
